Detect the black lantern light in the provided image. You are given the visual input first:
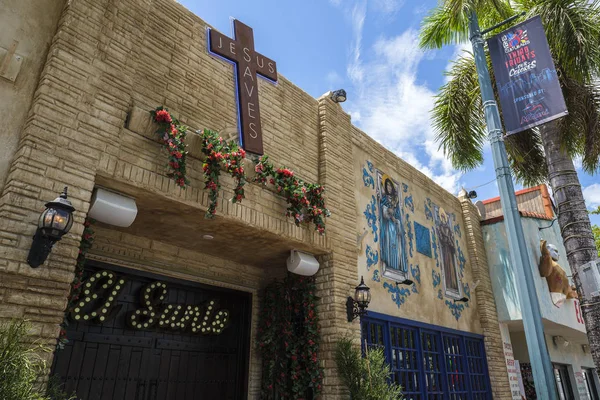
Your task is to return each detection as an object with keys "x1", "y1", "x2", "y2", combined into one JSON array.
[
  {"x1": 330, "y1": 89, "x2": 347, "y2": 103},
  {"x1": 346, "y1": 276, "x2": 371, "y2": 322},
  {"x1": 396, "y1": 279, "x2": 414, "y2": 287},
  {"x1": 453, "y1": 296, "x2": 470, "y2": 303},
  {"x1": 27, "y1": 187, "x2": 75, "y2": 268}
]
